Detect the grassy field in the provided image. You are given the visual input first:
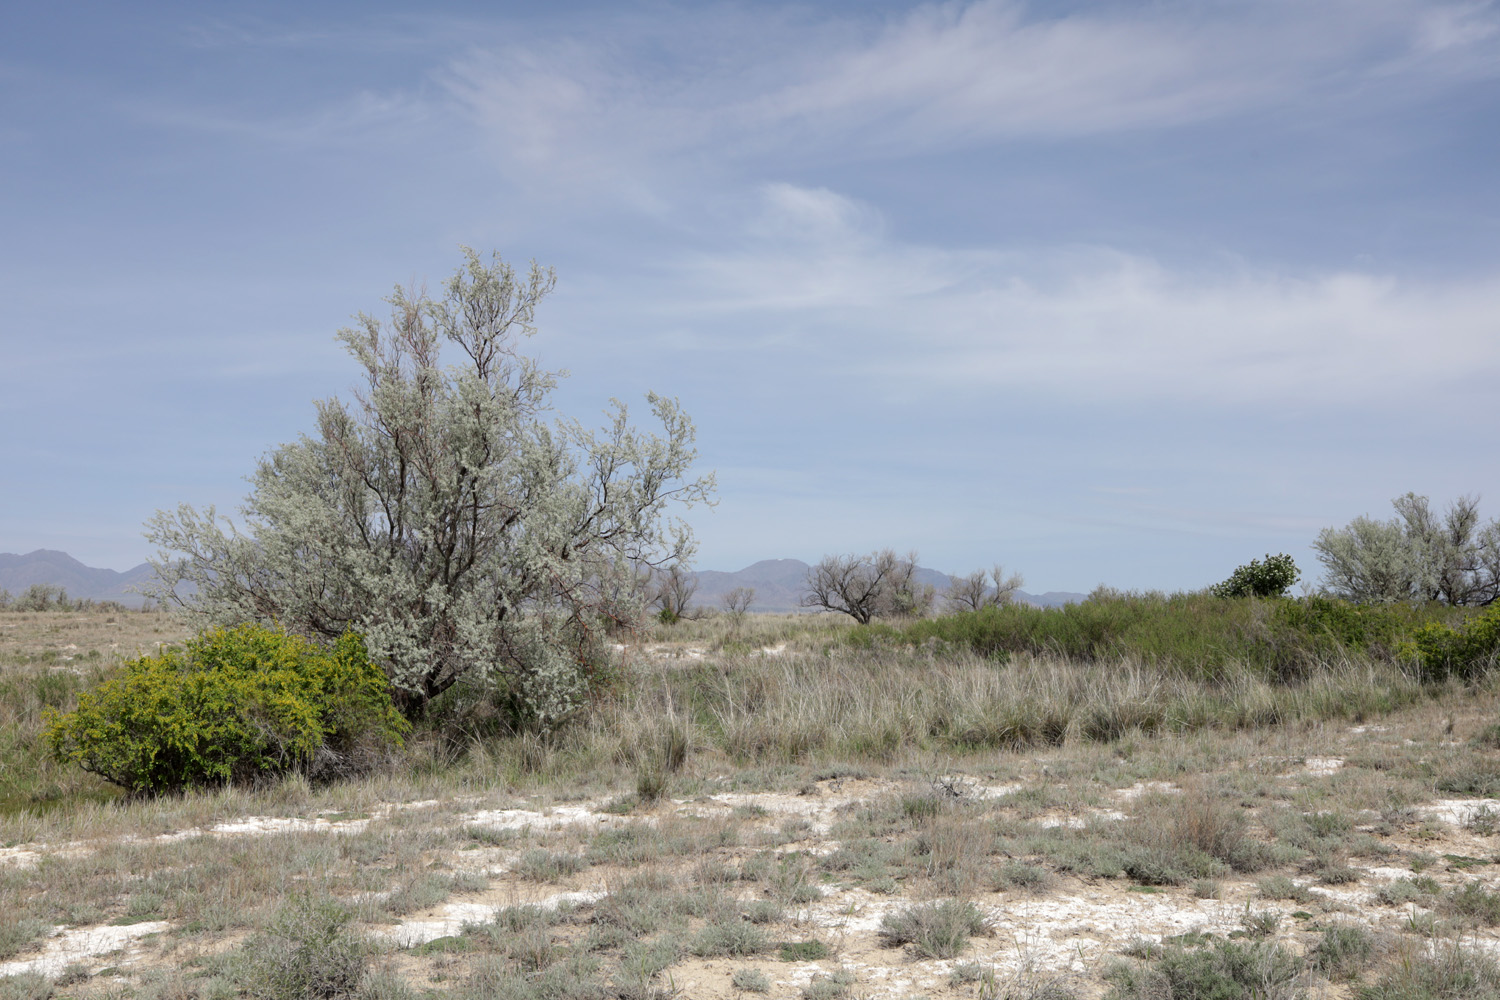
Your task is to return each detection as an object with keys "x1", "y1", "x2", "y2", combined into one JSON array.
[{"x1": 4, "y1": 604, "x2": 1500, "y2": 999}]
